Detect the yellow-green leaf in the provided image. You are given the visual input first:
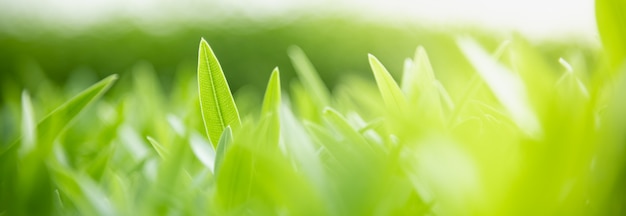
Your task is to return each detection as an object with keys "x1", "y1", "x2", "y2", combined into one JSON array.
[
  {"x1": 596, "y1": 0, "x2": 626, "y2": 70},
  {"x1": 457, "y1": 37, "x2": 542, "y2": 138},
  {"x1": 214, "y1": 126, "x2": 232, "y2": 176},
  {"x1": 368, "y1": 54, "x2": 407, "y2": 113},
  {"x1": 1, "y1": 74, "x2": 118, "y2": 157},
  {"x1": 197, "y1": 38, "x2": 241, "y2": 146},
  {"x1": 19, "y1": 91, "x2": 36, "y2": 157},
  {"x1": 288, "y1": 46, "x2": 330, "y2": 106},
  {"x1": 261, "y1": 67, "x2": 281, "y2": 116}
]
